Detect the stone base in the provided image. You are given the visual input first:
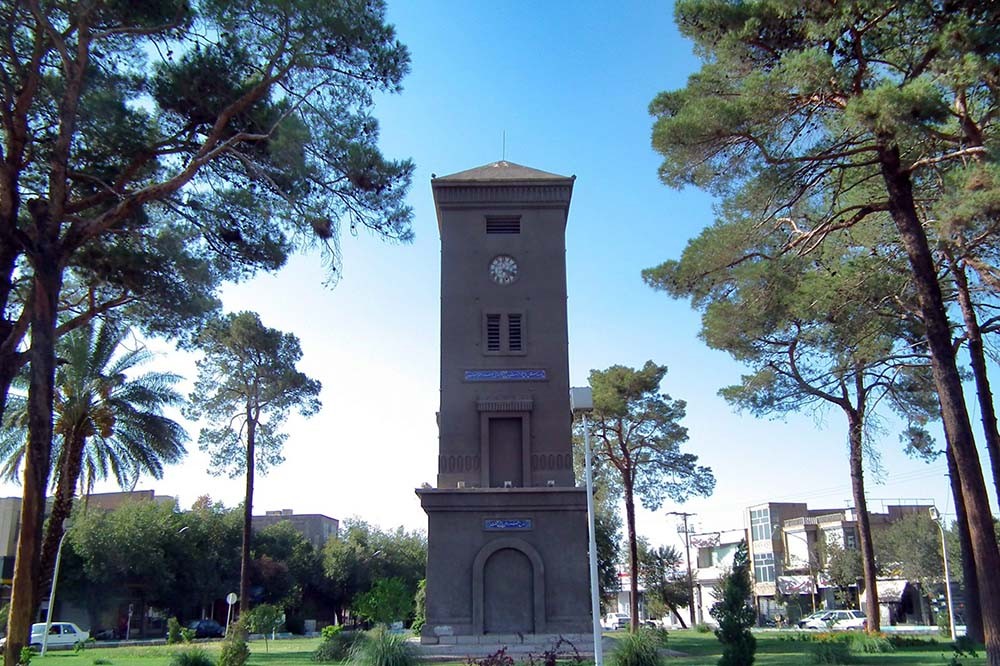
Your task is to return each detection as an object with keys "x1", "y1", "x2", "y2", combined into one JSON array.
[{"x1": 417, "y1": 487, "x2": 591, "y2": 640}]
